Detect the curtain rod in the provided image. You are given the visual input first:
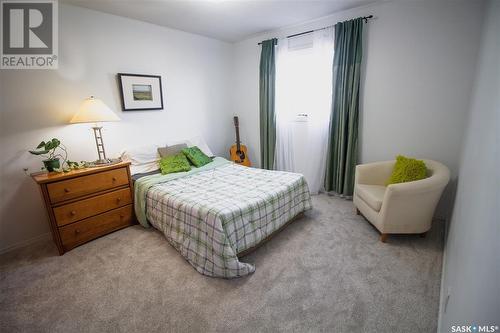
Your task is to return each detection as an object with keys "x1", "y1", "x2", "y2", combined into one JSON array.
[{"x1": 257, "y1": 15, "x2": 373, "y2": 45}]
